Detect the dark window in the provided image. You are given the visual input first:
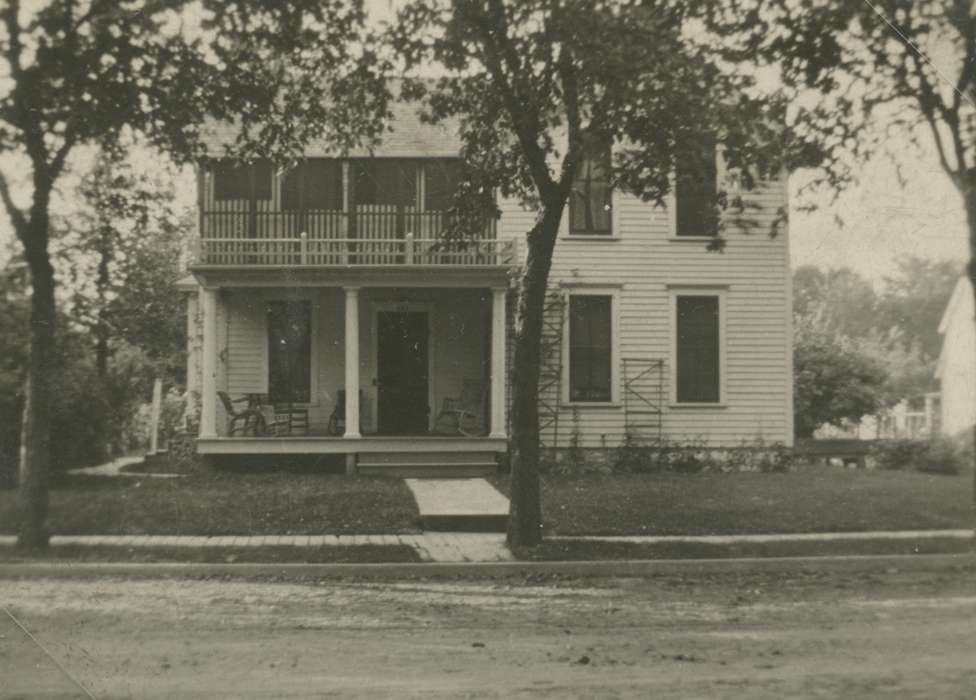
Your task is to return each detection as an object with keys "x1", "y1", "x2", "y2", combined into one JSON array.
[
  {"x1": 281, "y1": 159, "x2": 343, "y2": 210},
  {"x1": 569, "y1": 295, "x2": 612, "y2": 402},
  {"x1": 569, "y1": 145, "x2": 612, "y2": 235},
  {"x1": 675, "y1": 135, "x2": 718, "y2": 237},
  {"x1": 424, "y1": 159, "x2": 462, "y2": 211},
  {"x1": 214, "y1": 160, "x2": 272, "y2": 201},
  {"x1": 268, "y1": 301, "x2": 311, "y2": 403},
  {"x1": 676, "y1": 295, "x2": 720, "y2": 403},
  {"x1": 353, "y1": 160, "x2": 418, "y2": 207}
]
